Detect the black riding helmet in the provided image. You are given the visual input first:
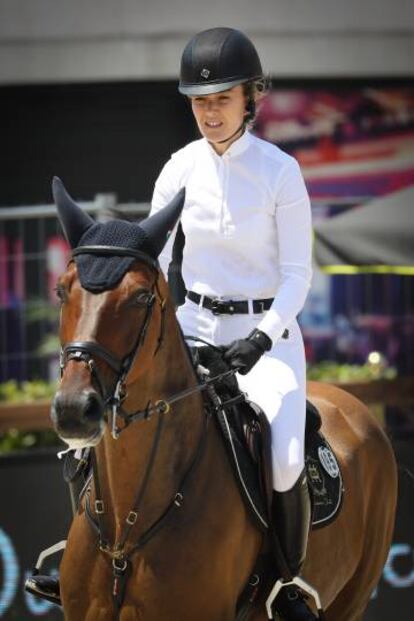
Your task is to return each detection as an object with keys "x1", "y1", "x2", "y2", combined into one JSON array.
[{"x1": 179, "y1": 27, "x2": 263, "y2": 97}]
